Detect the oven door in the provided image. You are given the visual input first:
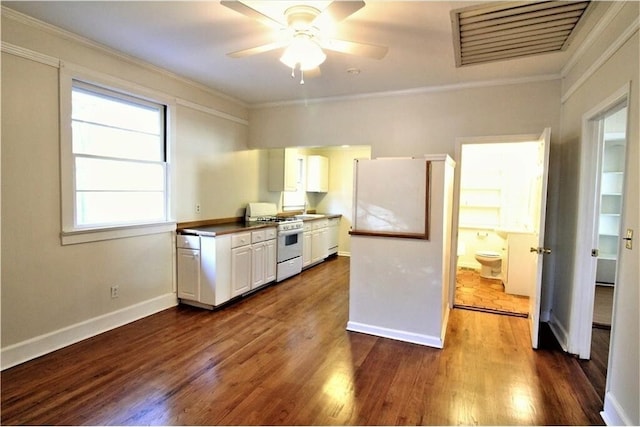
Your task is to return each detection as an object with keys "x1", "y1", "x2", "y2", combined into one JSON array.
[{"x1": 277, "y1": 229, "x2": 302, "y2": 262}]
